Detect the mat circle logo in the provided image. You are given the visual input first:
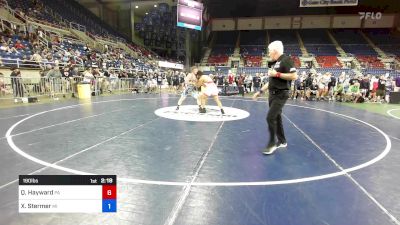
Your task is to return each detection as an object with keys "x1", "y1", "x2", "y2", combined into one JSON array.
[{"x1": 154, "y1": 105, "x2": 250, "y2": 122}]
